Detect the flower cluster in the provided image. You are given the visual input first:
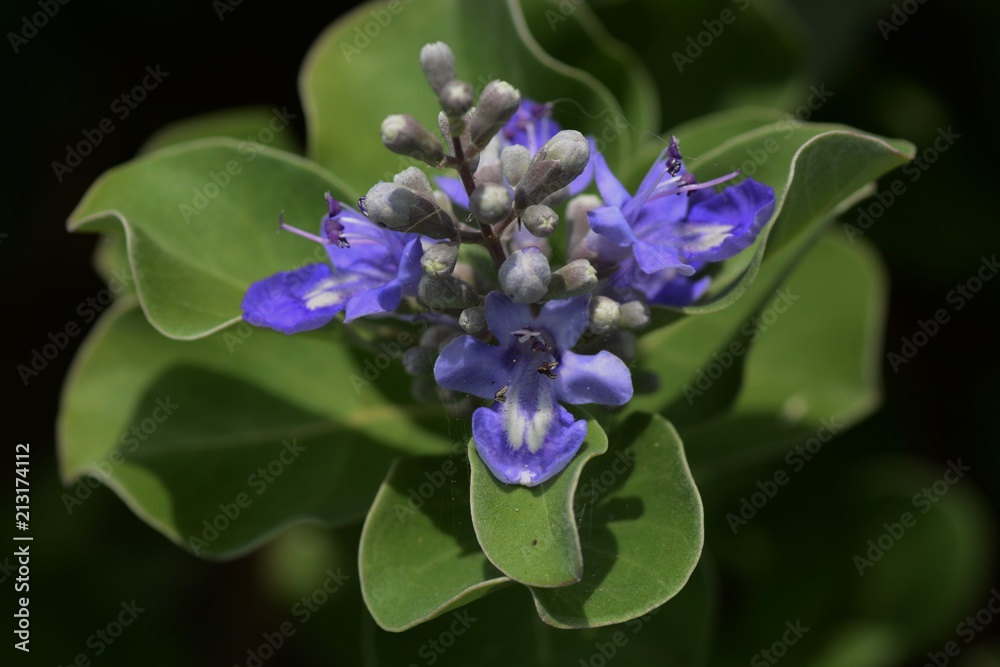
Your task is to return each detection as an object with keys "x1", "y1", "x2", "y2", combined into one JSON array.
[{"x1": 242, "y1": 42, "x2": 776, "y2": 486}]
